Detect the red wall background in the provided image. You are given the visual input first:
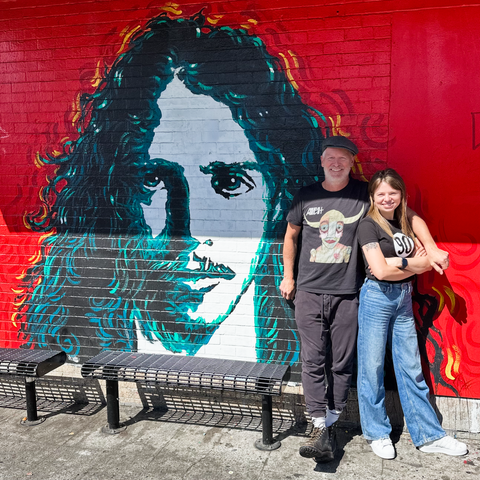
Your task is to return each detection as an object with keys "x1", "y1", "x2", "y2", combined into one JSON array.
[{"x1": 0, "y1": 0, "x2": 479, "y2": 398}]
